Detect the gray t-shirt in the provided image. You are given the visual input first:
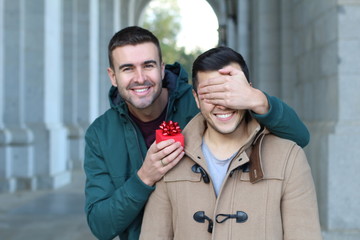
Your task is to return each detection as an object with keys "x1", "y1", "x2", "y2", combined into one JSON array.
[{"x1": 202, "y1": 139, "x2": 236, "y2": 196}]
